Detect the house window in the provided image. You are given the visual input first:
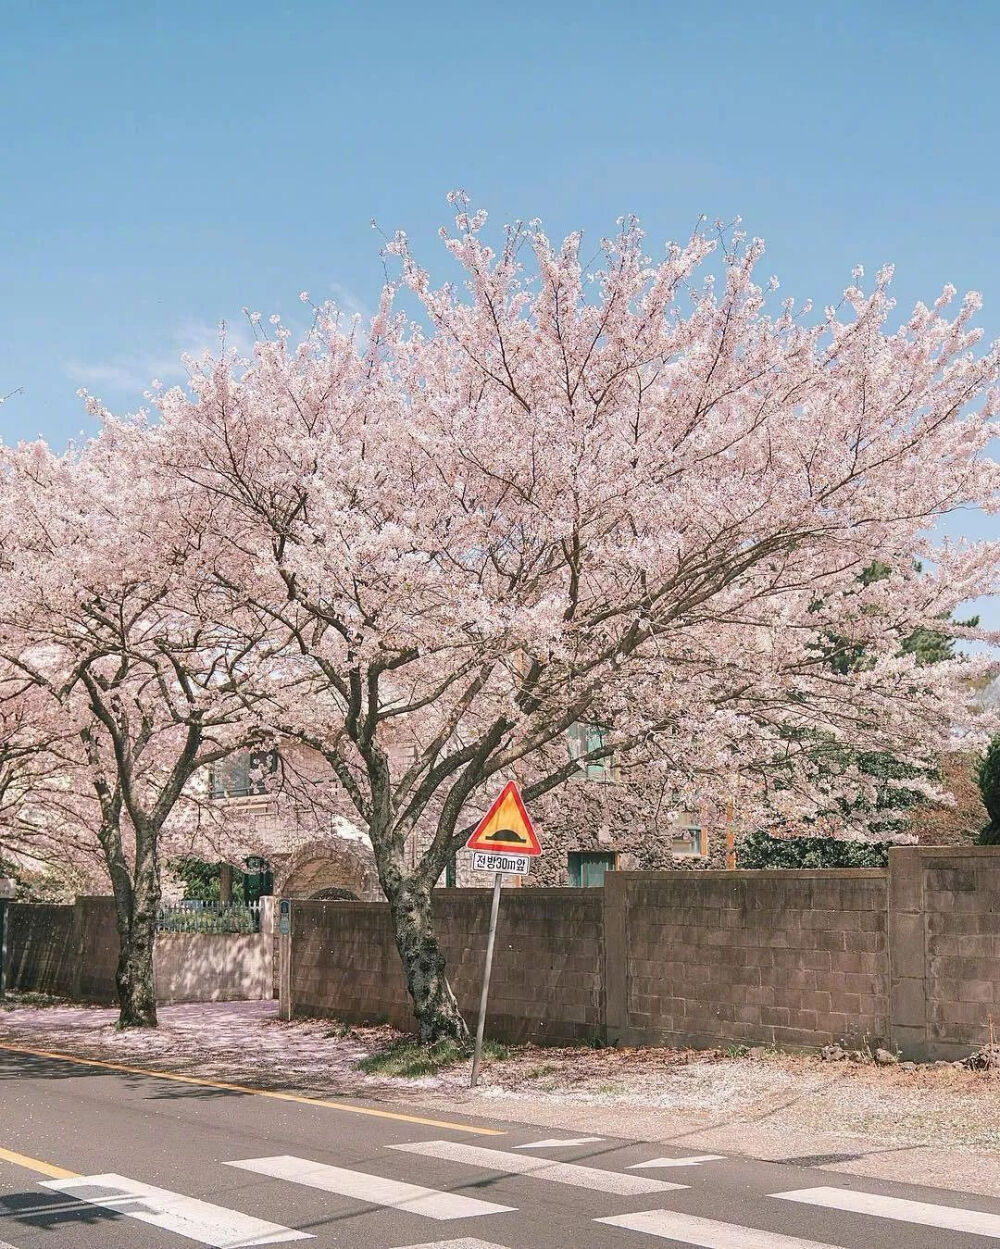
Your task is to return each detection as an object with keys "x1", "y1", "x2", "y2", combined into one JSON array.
[
  {"x1": 568, "y1": 851, "x2": 617, "y2": 887},
  {"x1": 567, "y1": 722, "x2": 616, "y2": 783},
  {"x1": 669, "y1": 811, "x2": 705, "y2": 856},
  {"x1": 210, "y1": 749, "x2": 279, "y2": 799}
]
